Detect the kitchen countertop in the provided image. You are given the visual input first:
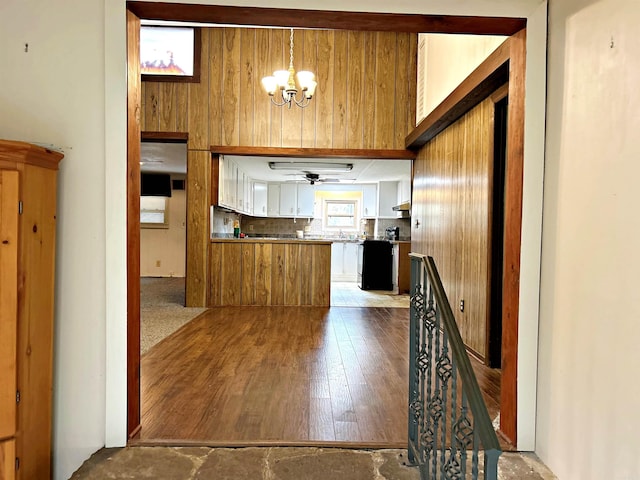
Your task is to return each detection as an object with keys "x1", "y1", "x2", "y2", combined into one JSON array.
[{"x1": 210, "y1": 237, "x2": 333, "y2": 244}]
